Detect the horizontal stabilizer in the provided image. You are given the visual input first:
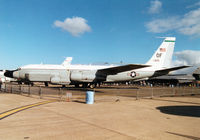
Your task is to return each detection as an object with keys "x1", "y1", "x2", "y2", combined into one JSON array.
[
  {"x1": 156, "y1": 66, "x2": 190, "y2": 74},
  {"x1": 98, "y1": 64, "x2": 150, "y2": 75},
  {"x1": 166, "y1": 74, "x2": 188, "y2": 76}
]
